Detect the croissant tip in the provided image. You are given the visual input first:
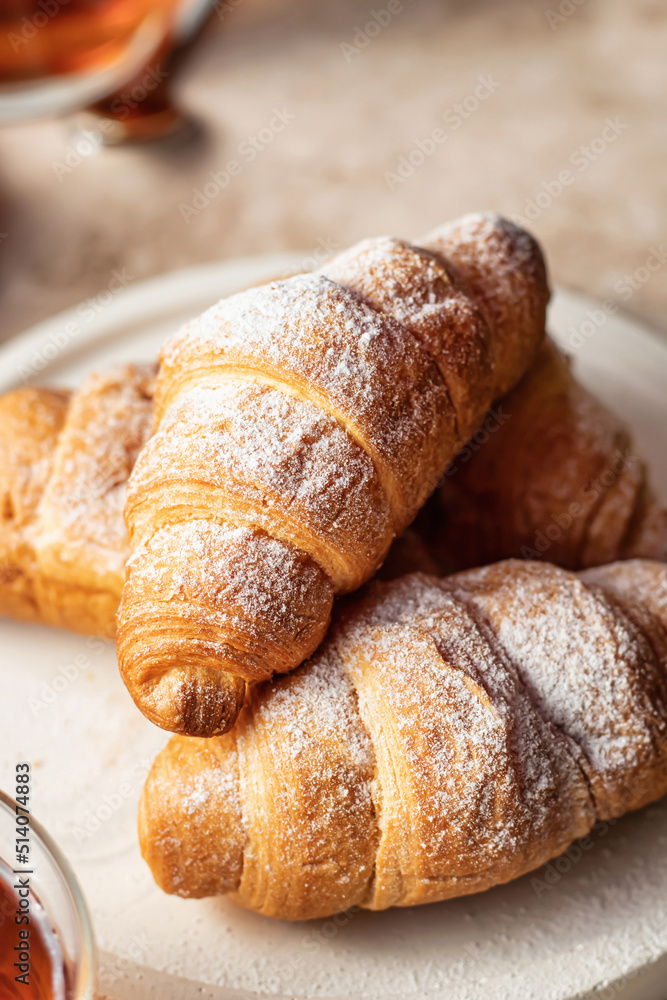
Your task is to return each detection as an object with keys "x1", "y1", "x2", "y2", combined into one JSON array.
[
  {"x1": 122, "y1": 658, "x2": 247, "y2": 737},
  {"x1": 139, "y1": 734, "x2": 245, "y2": 898}
]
